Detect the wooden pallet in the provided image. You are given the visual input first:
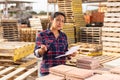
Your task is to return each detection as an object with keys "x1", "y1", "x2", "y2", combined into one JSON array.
[
  {"x1": 0, "y1": 56, "x2": 37, "y2": 67},
  {"x1": 80, "y1": 27, "x2": 102, "y2": 44},
  {"x1": 93, "y1": 54, "x2": 120, "y2": 64},
  {"x1": 0, "y1": 66, "x2": 37, "y2": 80},
  {"x1": 66, "y1": 53, "x2": 120, "y2": 66},
  {"x1": 0, "y1": 42, "x2": 35, "y2": 62},
  {"x1": 1, "y1": 19, "x2": 19, "y2": 41},
  {"x1": 20, "y1": 28, "x2": 41, "y2": 42}
]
